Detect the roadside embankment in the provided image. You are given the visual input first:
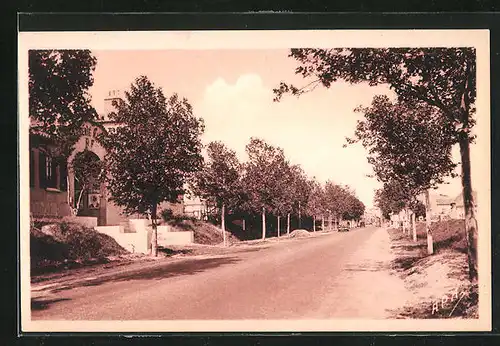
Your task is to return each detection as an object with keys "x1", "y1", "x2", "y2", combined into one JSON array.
[{"x1": 386, "y1": 220, "x2": 478, "y2": 319}]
